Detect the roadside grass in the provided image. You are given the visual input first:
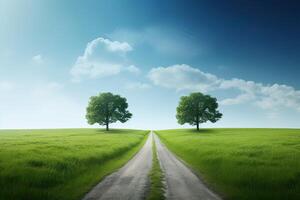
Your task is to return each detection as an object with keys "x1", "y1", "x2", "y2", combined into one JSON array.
[
  {"x1": 0, "y1": 128, "x2": 148, "y2": 200},
  {"x1": 147, "y1": 135, "x2": 165, "y2": 200},
  {"x1": 156, "y1": 128, "x2": 300, "y2": 200}
]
